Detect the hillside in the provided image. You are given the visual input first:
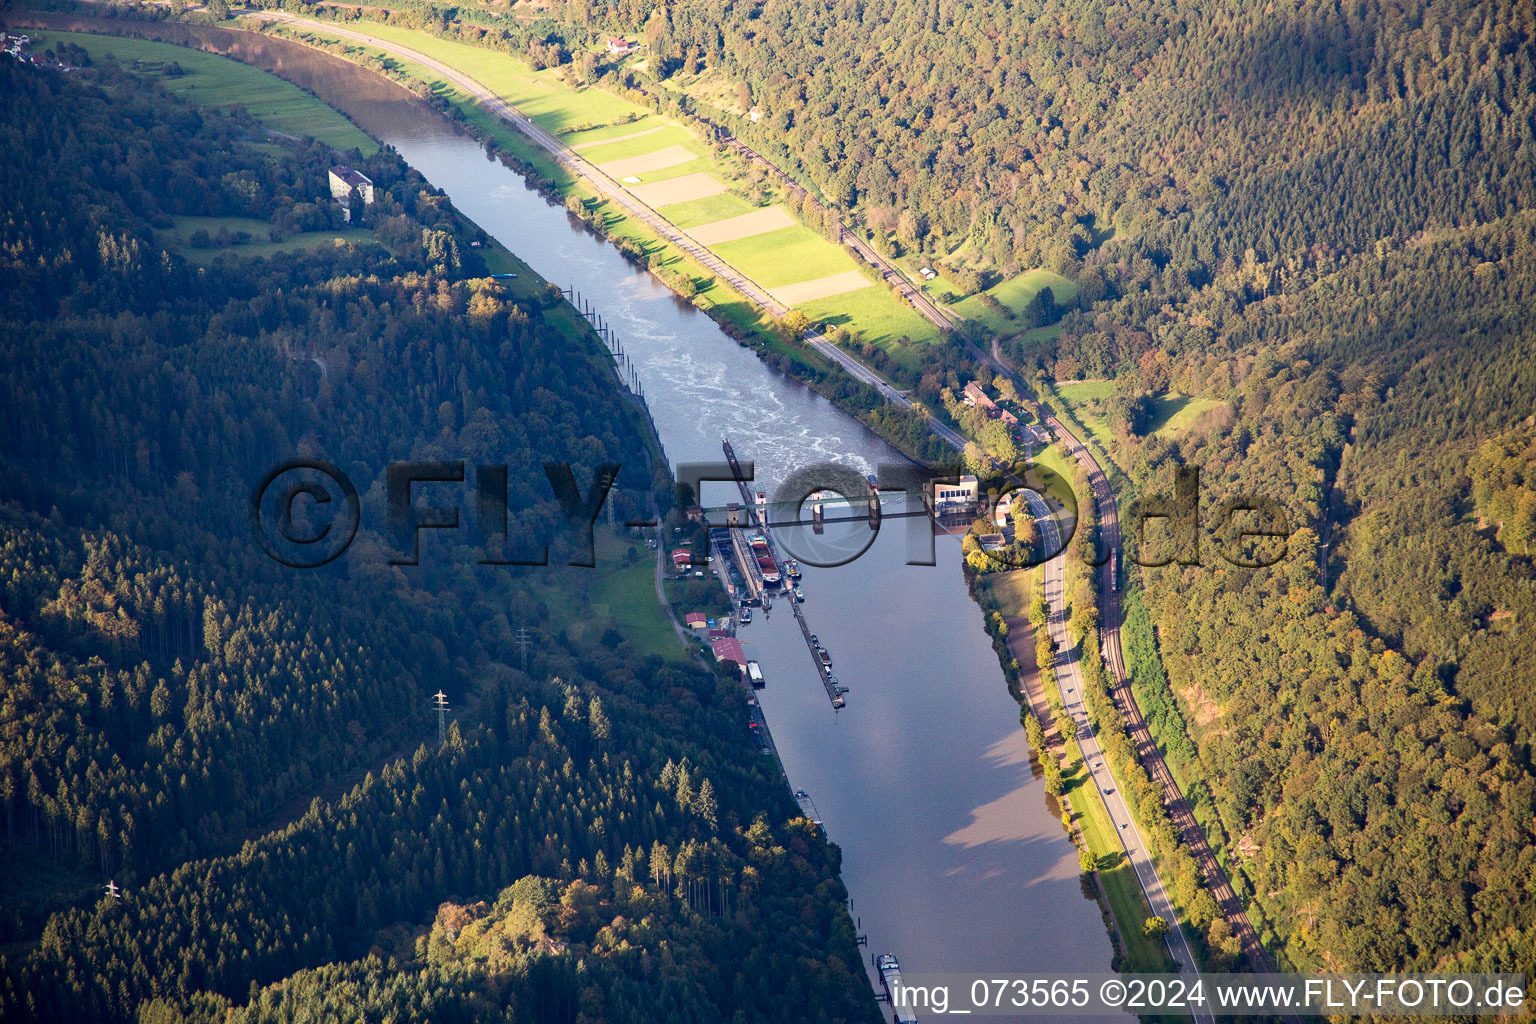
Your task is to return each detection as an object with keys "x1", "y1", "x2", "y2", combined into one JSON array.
[{"x1": 0, "y1": 53, "x2": 877, "y2": 1023}]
